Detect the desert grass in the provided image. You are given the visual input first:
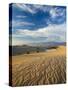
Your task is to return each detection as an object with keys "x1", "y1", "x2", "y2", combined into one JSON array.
[{"x1": 11, "y1": 46, "x2": 66, "y2": 86}]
